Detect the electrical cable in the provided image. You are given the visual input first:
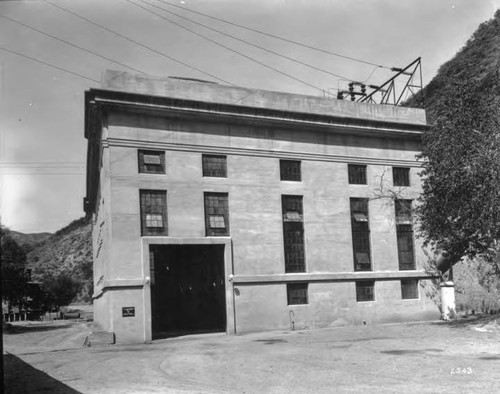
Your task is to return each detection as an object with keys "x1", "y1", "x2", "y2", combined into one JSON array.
[
  {"x1": 41, "y1": 0, "x2": 233, "y2": 85},
  {"x1": 155, "y1": 0, "x2": 391, "y2": 70},
  {"x1": 0, "y1": 14, "x2": 151, "y2": 76},
  {"x1": 0, "y1": 46, "x2": 99, "y2": 83},
  {"x1": 132, "y1": 0, "x2": 352, "y2": 81},
  {"x1": 126, "y1": 0, "x2": 326, "y2": 93}
]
